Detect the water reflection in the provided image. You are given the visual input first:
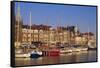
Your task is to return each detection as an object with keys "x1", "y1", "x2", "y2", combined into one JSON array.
[{"x1": 15, "y1": 50, "x2": 97, "y2": 66}]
